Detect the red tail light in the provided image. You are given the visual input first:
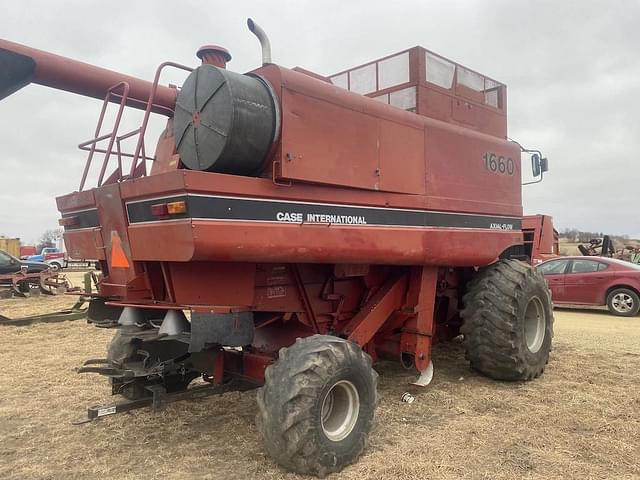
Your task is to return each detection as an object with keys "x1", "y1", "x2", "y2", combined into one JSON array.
[
  {"x1": 151, "y1": 200, "x2": 187, "y2": 217},
  {"x1": 151, "y1": 203, "x2": 169, "y2": 216}
]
